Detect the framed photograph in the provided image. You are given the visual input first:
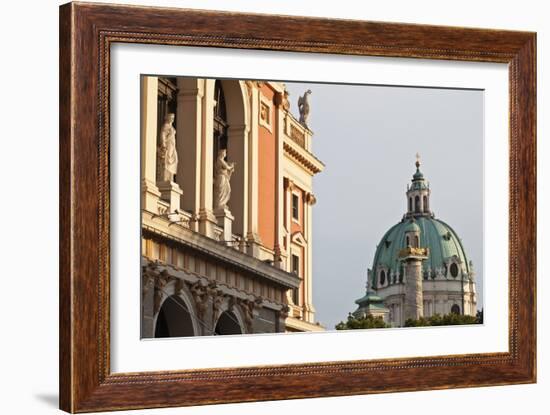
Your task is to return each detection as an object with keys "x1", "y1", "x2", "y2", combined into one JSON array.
[{"x1": 59, "y1": 2, "x2": 536, "y2": 412}]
